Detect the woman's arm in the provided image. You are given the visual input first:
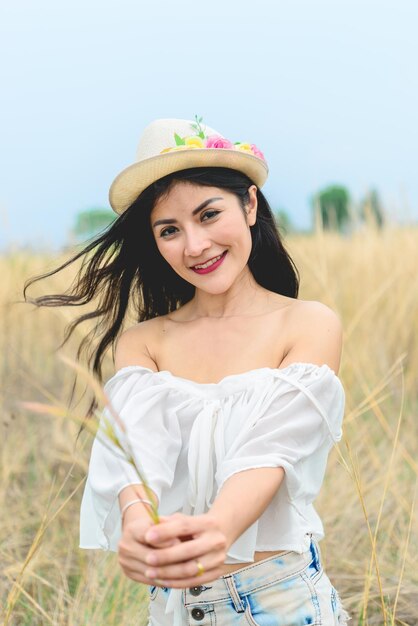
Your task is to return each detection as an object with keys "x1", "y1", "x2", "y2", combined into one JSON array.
[
  {"x1": 206, "y1": 467, "x2": 285, "y2": 548},
  {"x1": 208, "y1": 302, "x2": 343, "y2": 544}
]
